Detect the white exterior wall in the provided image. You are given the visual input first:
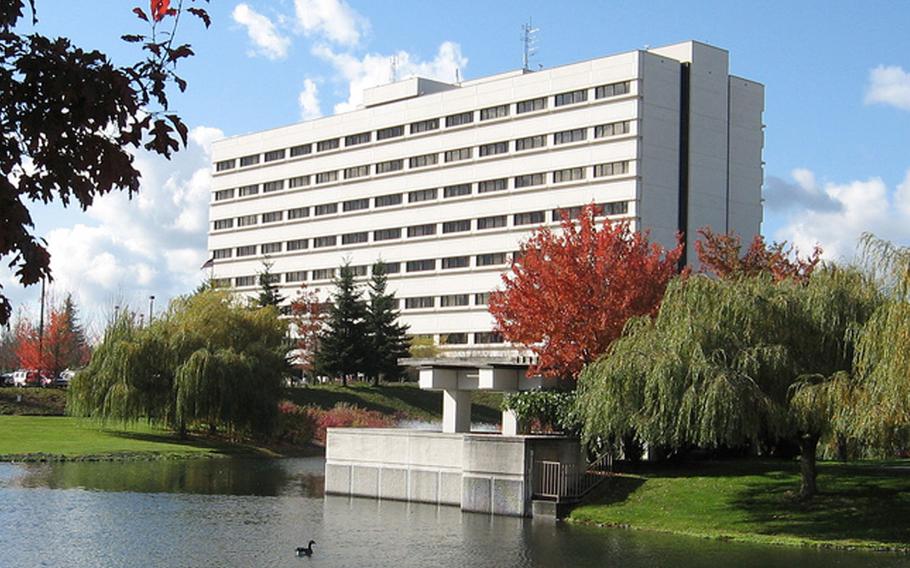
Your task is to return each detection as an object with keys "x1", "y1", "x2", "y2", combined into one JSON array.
[
  {"x1": 206, "y1": 41, "x2": 763, "y2": 353},
  {"x1": 727, "y1": 76, "x2": 765, "y2": 240}
]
